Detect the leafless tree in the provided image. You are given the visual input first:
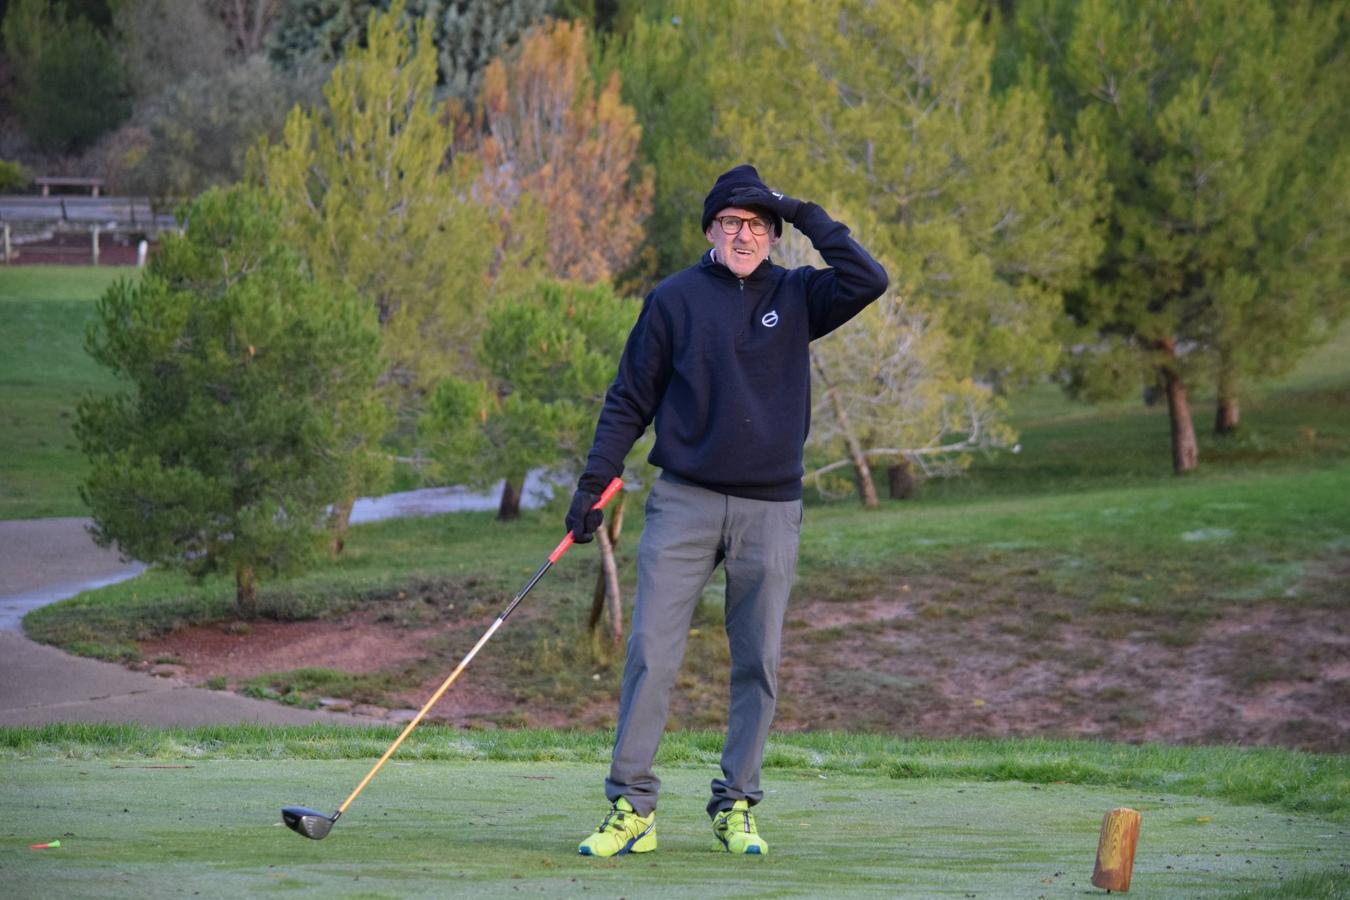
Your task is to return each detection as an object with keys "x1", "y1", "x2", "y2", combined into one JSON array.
[{"x1": 777, "y1": 230, "x2": 1014, "y2": 507}]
